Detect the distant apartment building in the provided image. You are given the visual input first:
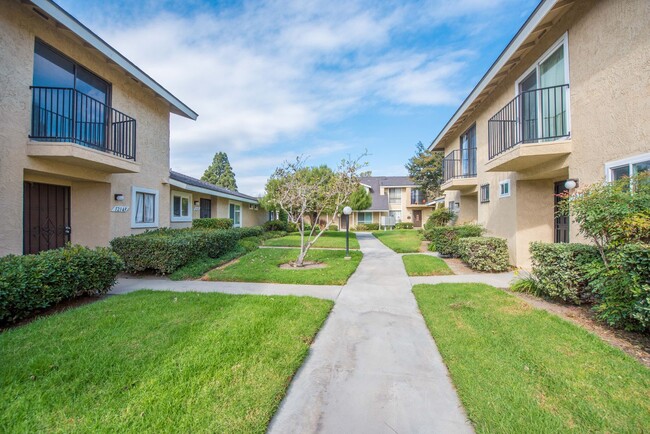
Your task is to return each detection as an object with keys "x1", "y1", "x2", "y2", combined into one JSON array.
[{"x1": 430, "y1": 0, "x2": 650, "y2": 267}]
